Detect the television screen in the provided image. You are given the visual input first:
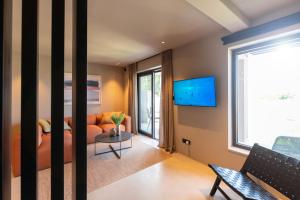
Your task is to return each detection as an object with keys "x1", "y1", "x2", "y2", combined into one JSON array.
[{"x1": 174, "y1": 76, "x2": 216, "y2": 107}]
